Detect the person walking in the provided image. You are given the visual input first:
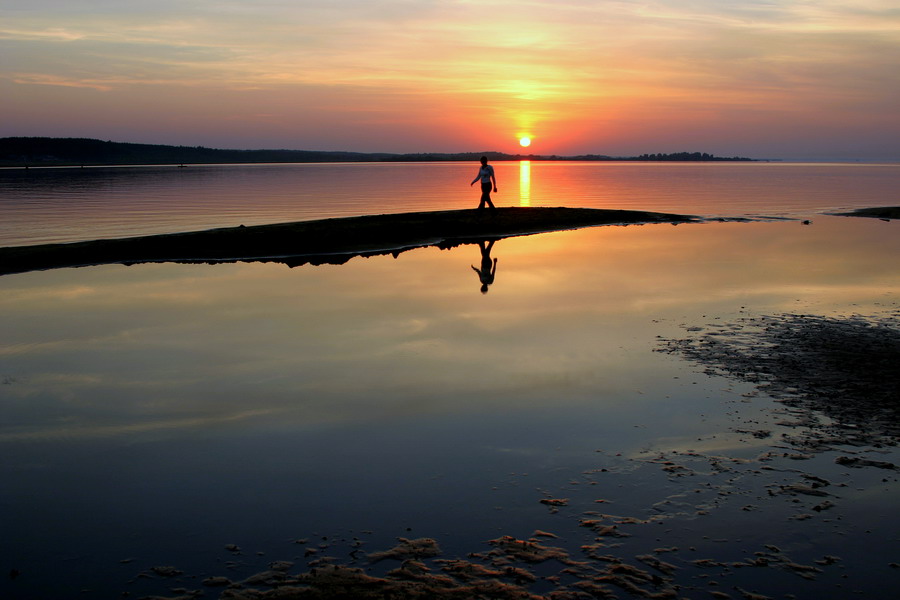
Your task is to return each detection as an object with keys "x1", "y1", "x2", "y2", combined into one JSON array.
[{"x1": 470, "y1": 156, "x2": 498, "y2": 211}]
